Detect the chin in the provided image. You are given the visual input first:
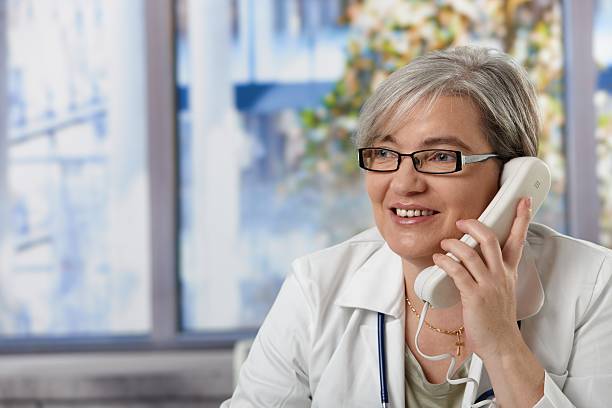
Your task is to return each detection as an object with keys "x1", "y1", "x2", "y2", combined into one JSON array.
[{"x1": 385, "y1": 237, "x2": 439, "y2": 262}]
